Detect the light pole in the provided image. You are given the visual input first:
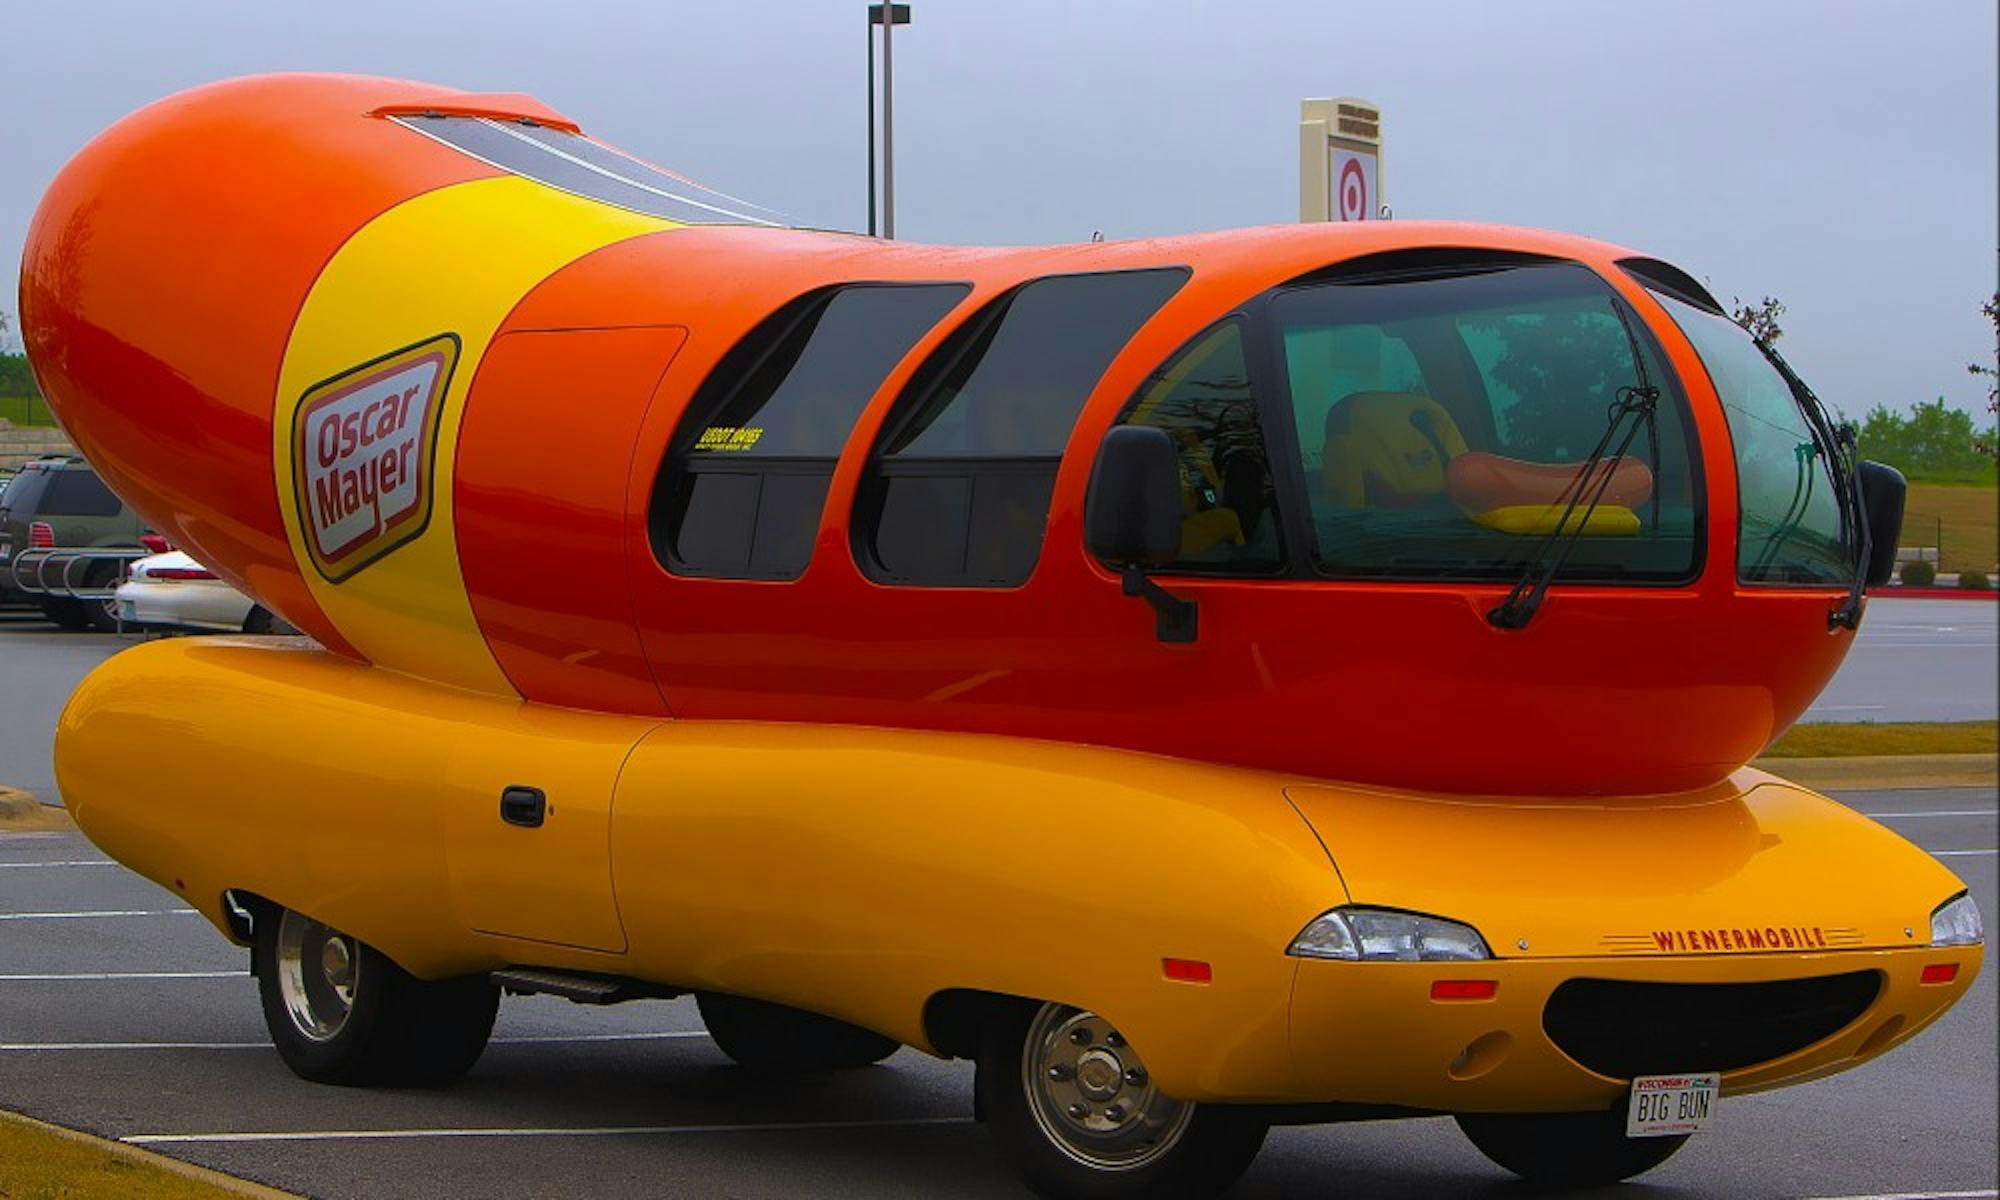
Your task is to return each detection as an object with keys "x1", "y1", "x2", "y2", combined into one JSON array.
[{"x1": 867, "y1": 3, "x2": 910, "y2": 239}]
